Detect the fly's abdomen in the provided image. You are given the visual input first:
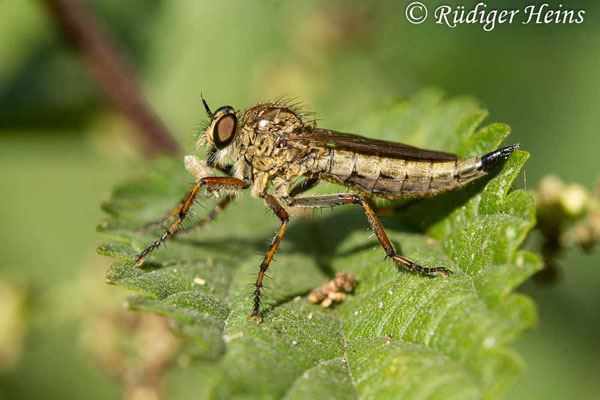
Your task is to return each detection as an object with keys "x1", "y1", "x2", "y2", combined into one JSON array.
[
  {"x1": 318, "y1": 153, "x2": 485, "y2": 197},
  {"x1": 374, "y1": 156, "x2": 488, "y2": 196},
  {"x1": 307, "y1": 145, "x2": 517, "y2": 198}
]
